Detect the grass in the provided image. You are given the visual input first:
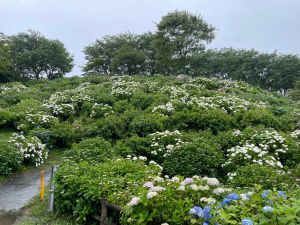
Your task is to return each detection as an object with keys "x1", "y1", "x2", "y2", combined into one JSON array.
[{"x1": 15, "y1": 188, "x2": 77, "y2": 225}]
